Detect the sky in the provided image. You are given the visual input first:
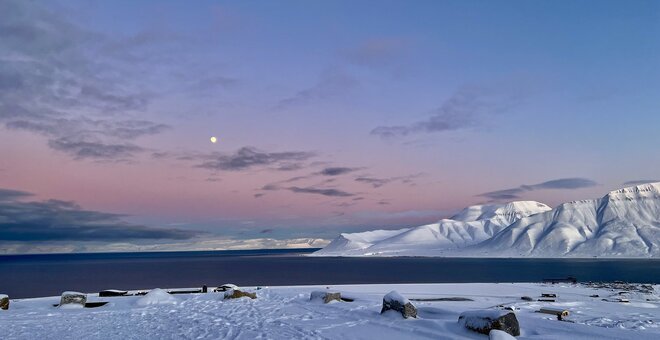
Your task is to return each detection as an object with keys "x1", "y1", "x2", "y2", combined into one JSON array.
[{"x1": 0, "y1": 0, "x2": 659, "y2": 253}]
